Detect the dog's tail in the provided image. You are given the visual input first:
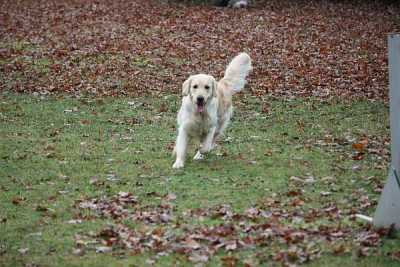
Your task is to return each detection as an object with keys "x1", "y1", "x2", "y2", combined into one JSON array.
[{"x1": 220, "y1": 52, "x2": 252, "y2": 95}]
